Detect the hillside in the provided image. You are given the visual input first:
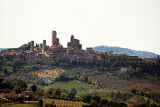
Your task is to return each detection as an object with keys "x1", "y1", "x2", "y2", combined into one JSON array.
[
  {"x1": 94, "y1": 45, "x2": 158, "y2": 58},
  {"x1": 0, "y1": 46, "x2": 160, "y2": 106}
]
